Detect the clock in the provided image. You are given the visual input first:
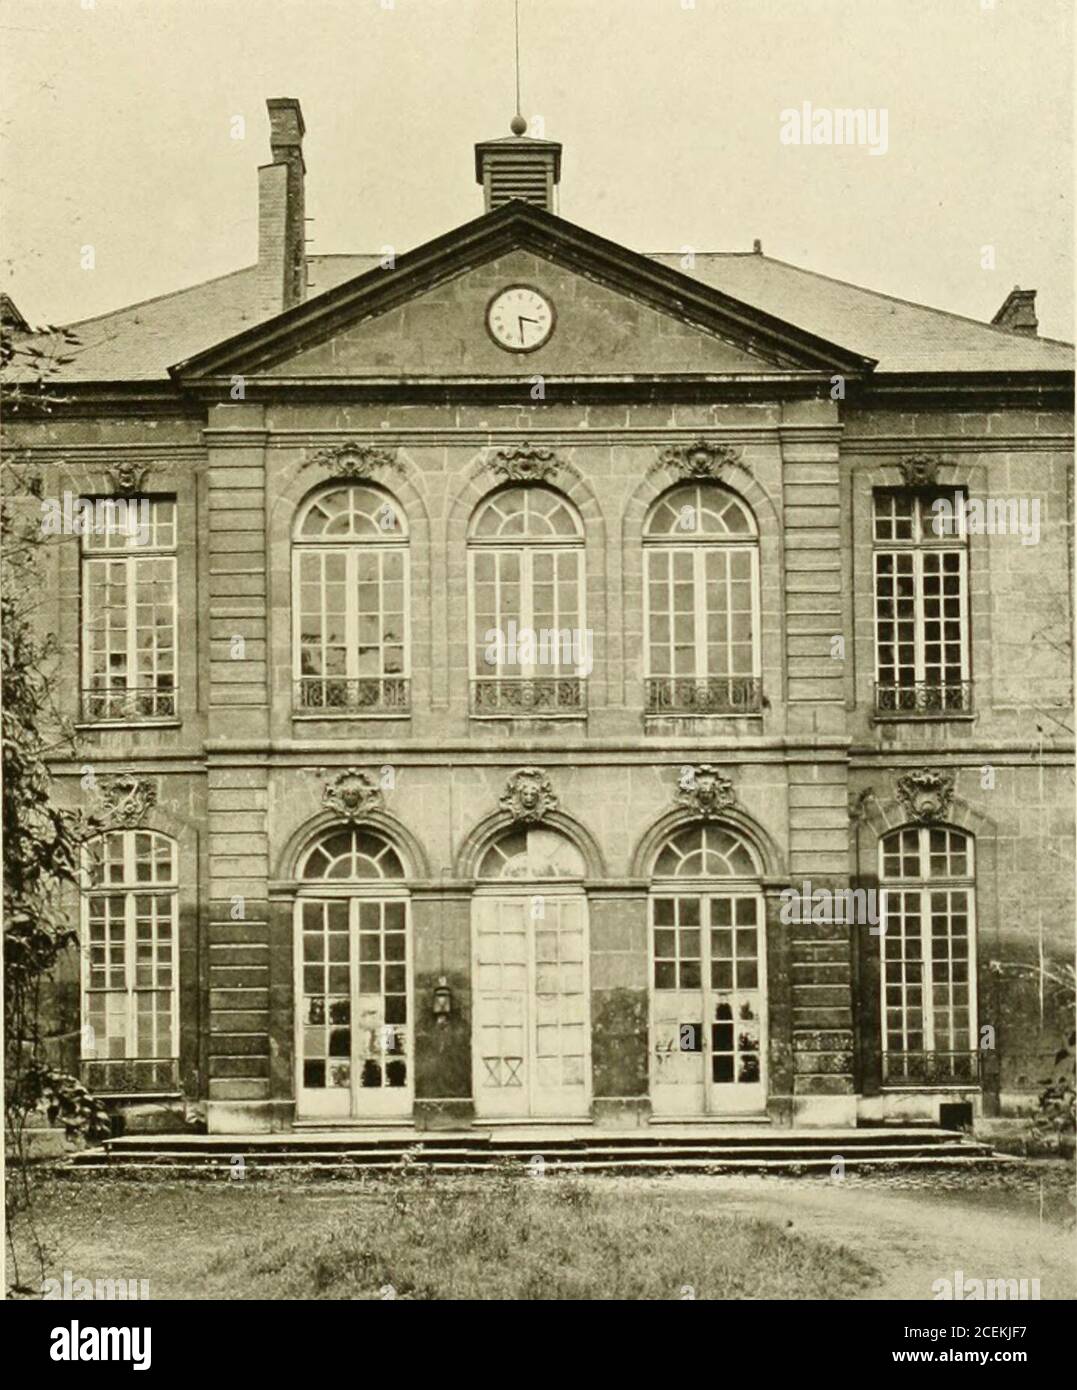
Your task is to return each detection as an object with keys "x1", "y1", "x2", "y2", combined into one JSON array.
[{"x1": 486, "y1": 284, "x2": 555, "y2": 352}]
